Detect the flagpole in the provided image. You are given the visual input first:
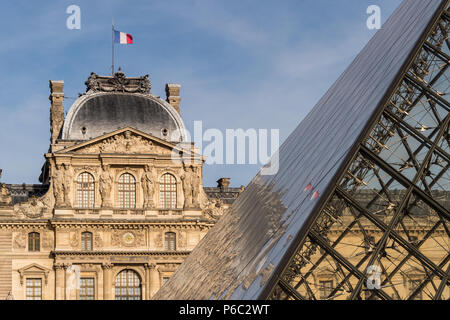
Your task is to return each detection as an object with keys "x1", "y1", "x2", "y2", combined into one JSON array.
[{"x1": 112, "y1": 19, "x2": 114, "y2": 75}]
